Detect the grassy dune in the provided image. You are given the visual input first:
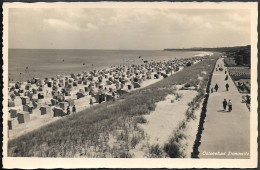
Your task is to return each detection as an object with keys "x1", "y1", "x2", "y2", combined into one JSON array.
[
  {"x1": 148, "y1": 54, "x2": 219, "y2": 158},
  {"x1": 8, "y1": 54, "x2": 219, "y2": 157}
]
